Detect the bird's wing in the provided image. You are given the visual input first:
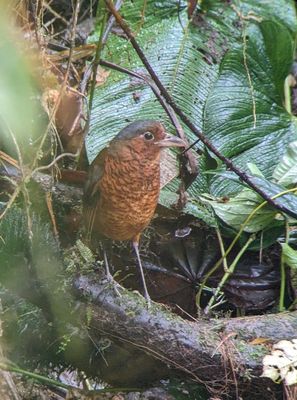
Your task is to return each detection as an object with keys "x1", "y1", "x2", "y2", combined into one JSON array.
[
  {"x1": 83, "y1": 148, "x2": 108, "y2": 240},
  {"x1": 83, "y1": 147, "x2": 108, "y2": 205}
]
